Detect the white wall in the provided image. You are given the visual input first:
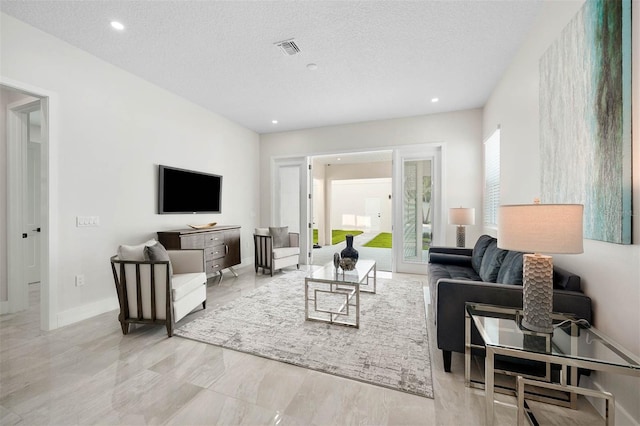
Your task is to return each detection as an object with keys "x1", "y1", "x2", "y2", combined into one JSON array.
[
  {"x1": 260, "y1": 109, "x2": 483, "y2": 248},
  {"x1": 330, "y1": 178, "x2": 392, "y2": 233},
  {"x1": 318, "y1": 161, "x2": 393, "y2": 241},
  {"x1": 483, "y1": 1, "x2": 640, "y2": 423},
  {"x1": 1, "y1": 13, "x2": 260, "y2": 326}
]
